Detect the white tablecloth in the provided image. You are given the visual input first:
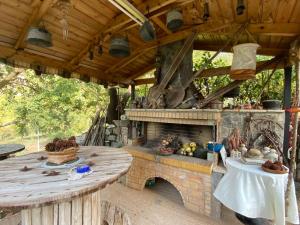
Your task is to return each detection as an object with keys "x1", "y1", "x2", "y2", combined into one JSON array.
[{"x1": 214, "y1": 158, "x2": 299, "y2": 225}]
